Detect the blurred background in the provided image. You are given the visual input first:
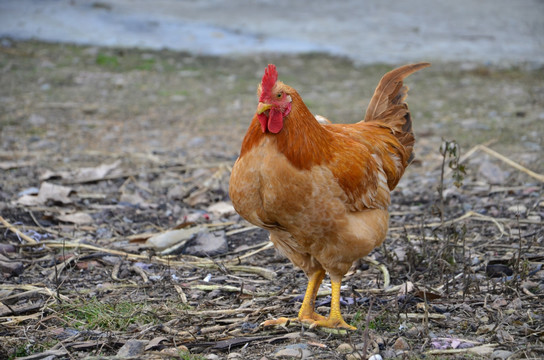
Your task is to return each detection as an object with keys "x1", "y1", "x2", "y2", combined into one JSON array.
[
  {"x1": 1, "y1": 0, "x2": 543, "y2": 65},
  {"x1": 1, "y1": 2, "x2": 544, "y2": 359}
]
